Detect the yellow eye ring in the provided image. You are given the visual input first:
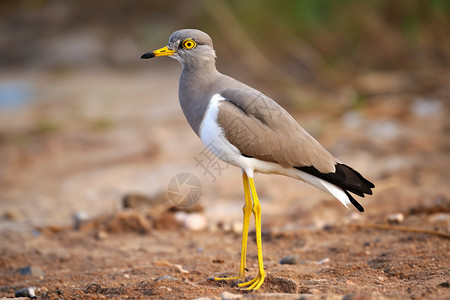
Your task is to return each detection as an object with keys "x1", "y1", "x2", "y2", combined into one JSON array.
[{"x1": 182, "y1": 39, "x2": 196, "y2": 50}]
